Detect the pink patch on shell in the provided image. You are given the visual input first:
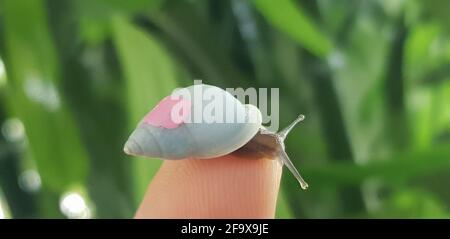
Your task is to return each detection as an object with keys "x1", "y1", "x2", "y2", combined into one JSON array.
[{"x1": 143, "y1": 95, "x2": 191, "y2": 129}]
